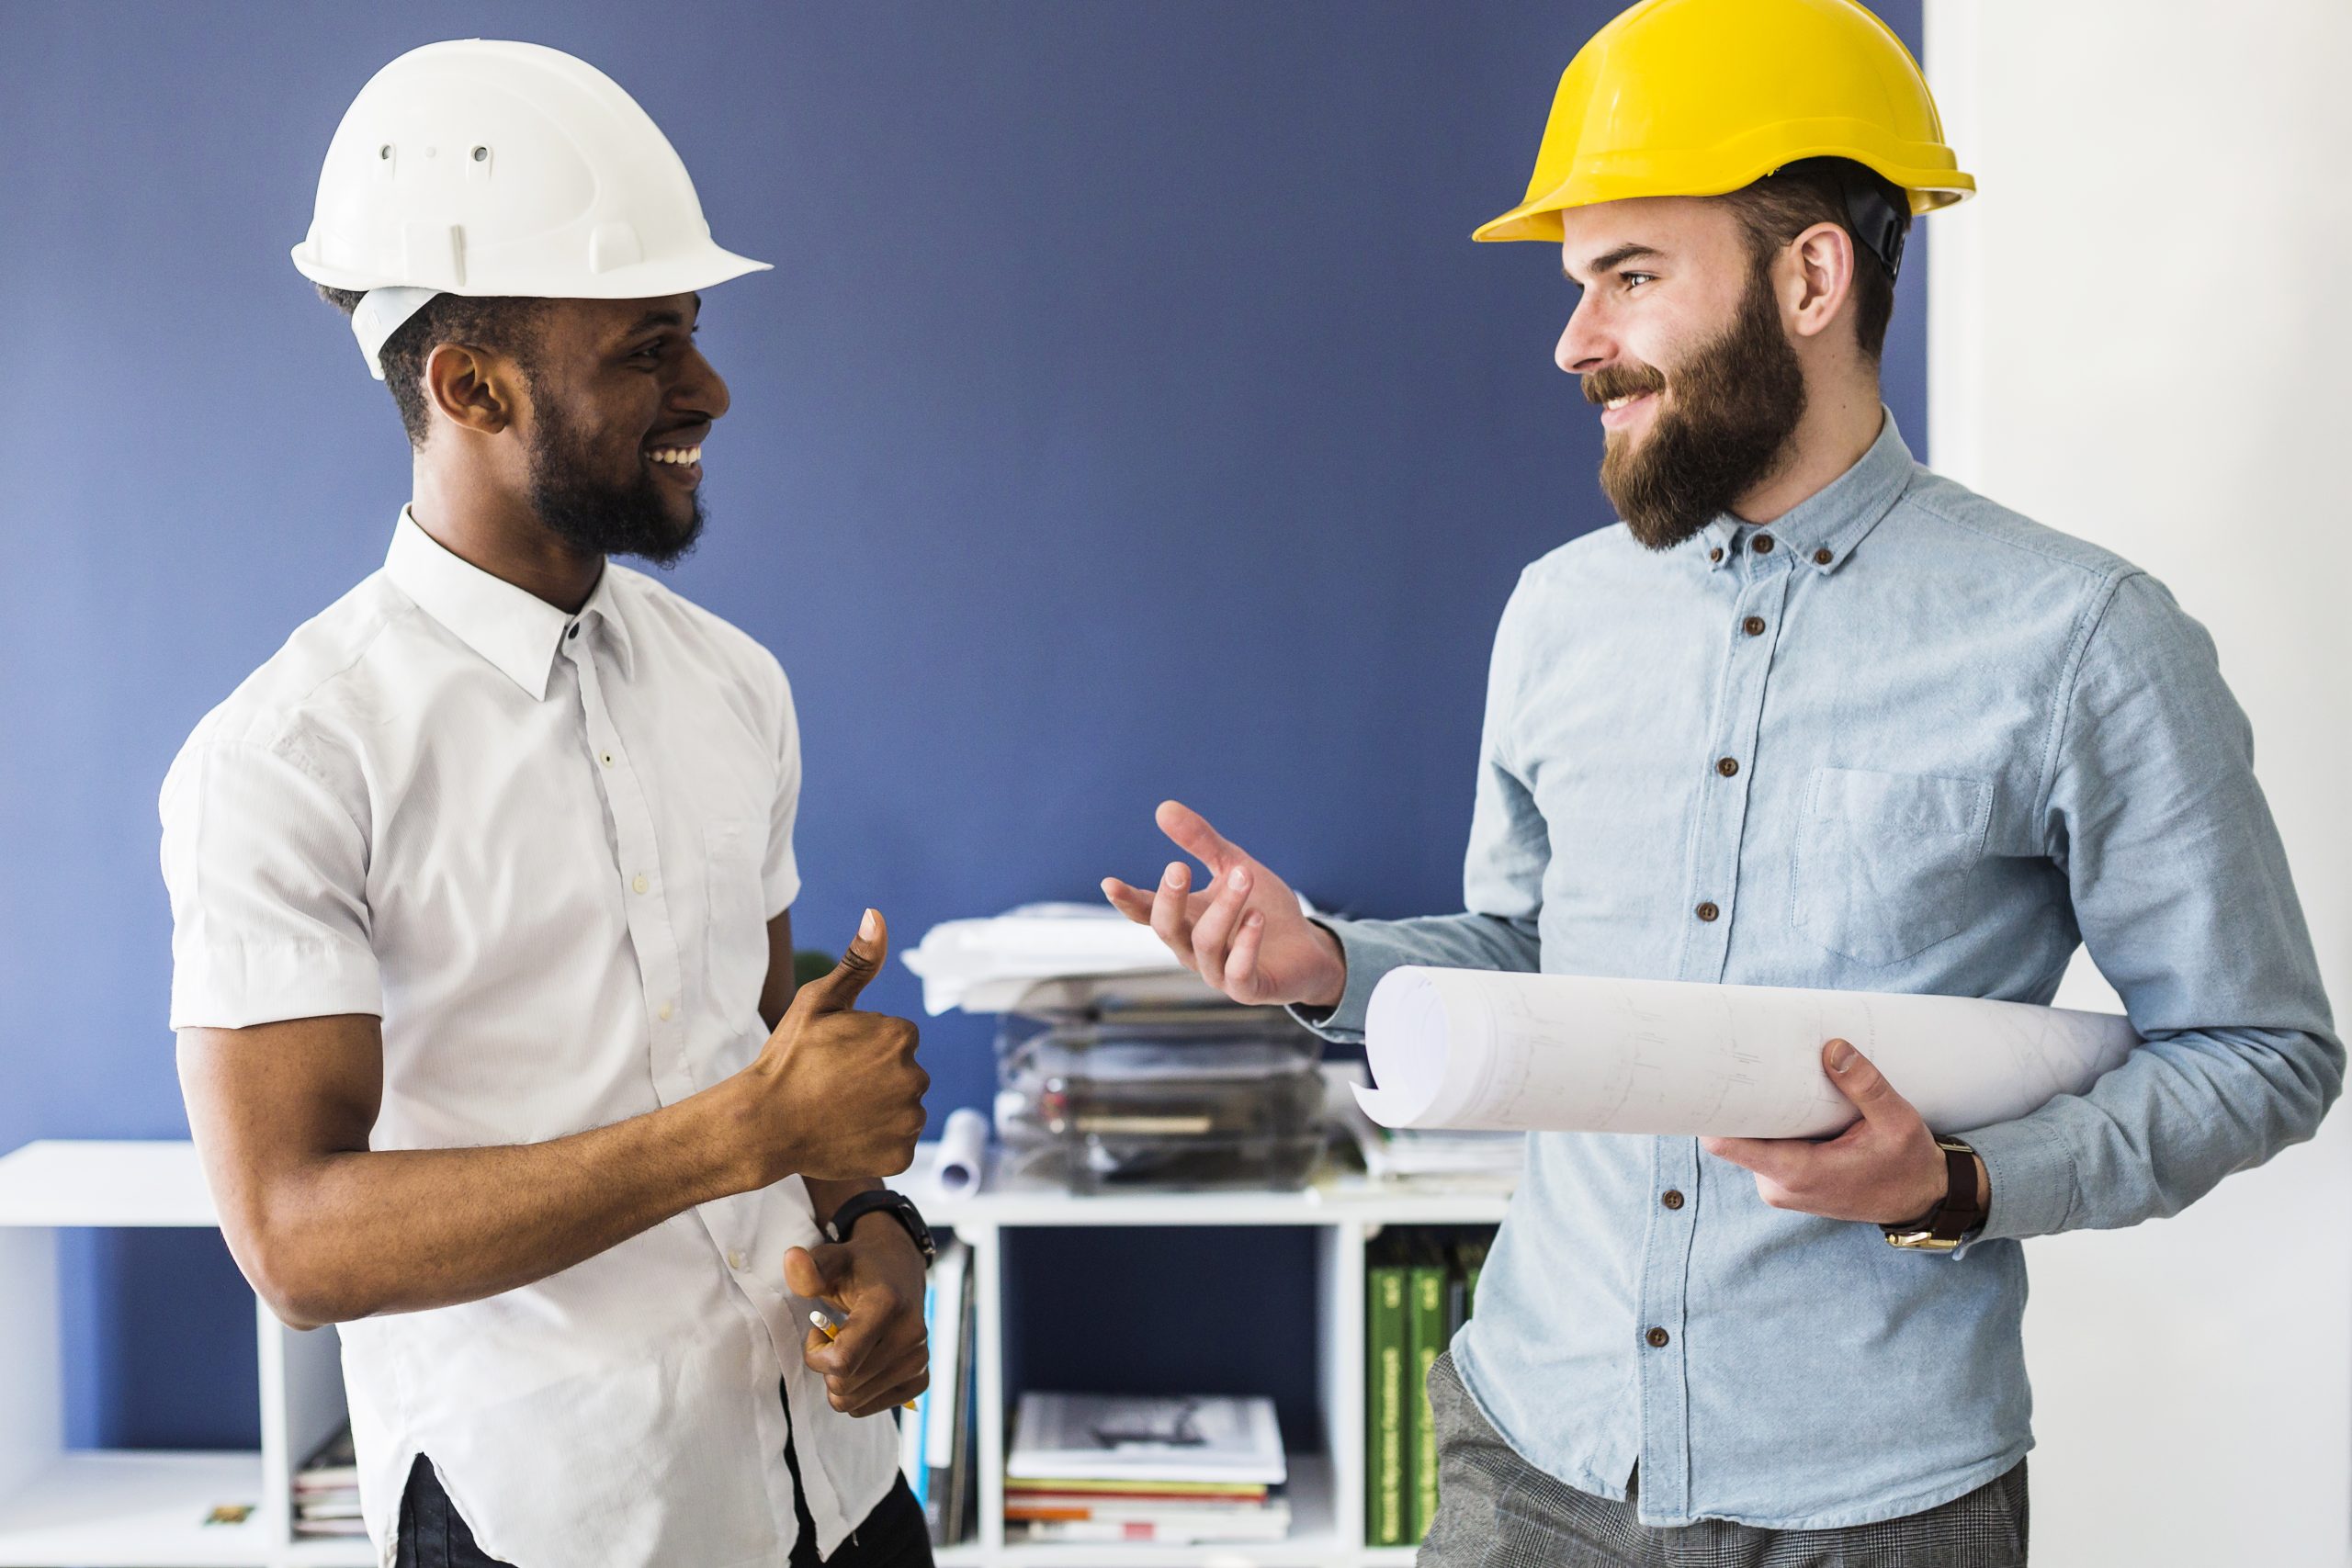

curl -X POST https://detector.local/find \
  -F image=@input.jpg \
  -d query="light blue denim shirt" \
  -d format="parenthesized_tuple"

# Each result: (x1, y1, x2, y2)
(1301, 414, 2339, 1529)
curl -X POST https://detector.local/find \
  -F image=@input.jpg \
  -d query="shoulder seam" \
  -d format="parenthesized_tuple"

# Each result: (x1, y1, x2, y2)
(2030, 567, 2144, 830)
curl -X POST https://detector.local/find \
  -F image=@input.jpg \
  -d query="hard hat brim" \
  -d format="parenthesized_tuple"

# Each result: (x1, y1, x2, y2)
(290, 238, 773, 300)
(1473, 167, 1973, 243)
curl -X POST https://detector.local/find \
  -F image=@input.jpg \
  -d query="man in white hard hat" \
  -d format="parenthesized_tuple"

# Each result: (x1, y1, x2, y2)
(1106, 0, 2338, 1562)
(163, 41, 938, 1568)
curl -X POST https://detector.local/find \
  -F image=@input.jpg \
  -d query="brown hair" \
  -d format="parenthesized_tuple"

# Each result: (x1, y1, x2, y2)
(1713, 158, 1909, 362)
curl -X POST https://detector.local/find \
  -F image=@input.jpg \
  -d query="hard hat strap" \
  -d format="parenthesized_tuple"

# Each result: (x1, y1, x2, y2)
(351, 287, 444, 382)
(1832, 165, 1908, 284)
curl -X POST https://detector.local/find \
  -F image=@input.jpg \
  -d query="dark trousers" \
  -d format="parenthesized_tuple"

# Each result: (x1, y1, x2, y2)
(394, 1394, 932, 1568)
(1418, 1351, 2030, 1568)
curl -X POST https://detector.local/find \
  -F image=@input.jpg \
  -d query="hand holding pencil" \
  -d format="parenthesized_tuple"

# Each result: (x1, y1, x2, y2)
(785, 1238, 931, 1418)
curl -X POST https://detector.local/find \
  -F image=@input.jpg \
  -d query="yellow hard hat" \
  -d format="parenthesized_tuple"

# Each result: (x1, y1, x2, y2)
(1475, 0, 1973, 245)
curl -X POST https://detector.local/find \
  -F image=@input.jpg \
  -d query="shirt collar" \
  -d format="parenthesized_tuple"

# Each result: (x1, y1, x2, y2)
(383, 508, 634, 699)
(1698, 407, 1916, 576)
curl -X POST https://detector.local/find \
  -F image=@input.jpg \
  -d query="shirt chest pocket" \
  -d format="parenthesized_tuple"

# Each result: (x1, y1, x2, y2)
(702, 819, 771, 1032)
(1792, 767, 1993, 965)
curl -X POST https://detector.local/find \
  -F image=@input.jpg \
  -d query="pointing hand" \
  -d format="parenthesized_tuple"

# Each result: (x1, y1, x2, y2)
(1102, 801, 1347, 1010)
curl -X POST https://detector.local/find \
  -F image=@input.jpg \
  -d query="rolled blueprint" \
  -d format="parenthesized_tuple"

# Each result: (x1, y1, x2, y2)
(1357, 967, 2139, 1139)
(934, 1106, 991, 1193)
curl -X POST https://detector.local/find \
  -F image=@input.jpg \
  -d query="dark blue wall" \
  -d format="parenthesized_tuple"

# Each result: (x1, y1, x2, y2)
(0, 0, 1925, 1449)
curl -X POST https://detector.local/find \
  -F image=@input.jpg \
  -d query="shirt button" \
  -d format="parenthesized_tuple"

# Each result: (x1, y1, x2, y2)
(1661, 1190, 1686, 1211)
(726, 1250, 746, 1270)
(566, 624, 579, 640)
(1646, 1326, 1671, 1348)
(1707, 547, 1723, 563)
(1695, 901, 1720, 922)
(659, 1001, 674, 1021)
(1714, 757, 1739, 778)
(1742, 615, 1767, 637)
(632, 873, 649, 894)
(601, 752, 615, 768)
(1814, 547, 1834, 566)
(1753, 534, 1775, 554)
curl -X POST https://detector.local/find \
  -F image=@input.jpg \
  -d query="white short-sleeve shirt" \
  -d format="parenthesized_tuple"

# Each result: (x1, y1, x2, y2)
(160, 509, 896, 1567)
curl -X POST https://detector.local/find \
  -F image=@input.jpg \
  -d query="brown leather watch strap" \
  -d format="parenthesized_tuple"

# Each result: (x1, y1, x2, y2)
(1928, 1142, 1983, 1242)
(1884, 1141, 1984, 1242)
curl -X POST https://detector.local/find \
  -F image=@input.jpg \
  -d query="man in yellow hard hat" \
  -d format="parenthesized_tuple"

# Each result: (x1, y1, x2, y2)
(1105, 0, 2338, 1562)
(164, 41, 938, 1568)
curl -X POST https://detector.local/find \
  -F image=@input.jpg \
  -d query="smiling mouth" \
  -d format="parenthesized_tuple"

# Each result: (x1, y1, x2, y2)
(1603, 392, 1655, 412)
(647, 444, 702, 467)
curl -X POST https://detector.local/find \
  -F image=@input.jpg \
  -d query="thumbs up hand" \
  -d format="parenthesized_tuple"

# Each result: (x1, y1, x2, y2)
(733, 909, 930, 1186)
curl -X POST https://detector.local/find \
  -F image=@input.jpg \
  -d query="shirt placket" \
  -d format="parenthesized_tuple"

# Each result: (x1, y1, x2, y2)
(567, 623, 825, 1546)
(564, 627, 693, 1102)
(1636, 534, 1792, 1523)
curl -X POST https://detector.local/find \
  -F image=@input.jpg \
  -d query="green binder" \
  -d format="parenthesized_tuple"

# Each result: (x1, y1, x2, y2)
(1407, 1244, 1450, 1540)
(1365, 1239, 1408, 1546)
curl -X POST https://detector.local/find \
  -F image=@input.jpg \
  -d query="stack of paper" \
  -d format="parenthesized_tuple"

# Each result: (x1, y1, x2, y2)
(293, 1424, 364, 1538)
(1328, 1065, 1521, 1189)
(902, 903, 1215, 1016)
(1006, 1392, 1290, 1544)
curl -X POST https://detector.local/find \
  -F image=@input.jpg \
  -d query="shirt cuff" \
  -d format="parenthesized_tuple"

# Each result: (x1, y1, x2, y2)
(168, 938, 384, 1031)
(1958, 1114, 2078, 1247)
(1283, 918, 1420, 1043)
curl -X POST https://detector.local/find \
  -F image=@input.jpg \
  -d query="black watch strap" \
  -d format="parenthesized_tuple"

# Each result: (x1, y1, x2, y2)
(823, 1189, 937, 1262)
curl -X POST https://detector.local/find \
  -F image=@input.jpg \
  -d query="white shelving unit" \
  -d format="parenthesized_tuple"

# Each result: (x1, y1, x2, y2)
(0, 1139, 1510, 1567)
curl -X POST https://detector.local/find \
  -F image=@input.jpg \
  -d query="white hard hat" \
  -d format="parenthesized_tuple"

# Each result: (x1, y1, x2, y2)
(291, 39, 770, 378)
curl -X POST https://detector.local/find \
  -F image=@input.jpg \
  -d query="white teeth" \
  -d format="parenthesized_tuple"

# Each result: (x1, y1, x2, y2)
(1605, 395, 1634, 411)
(648, 446, 702, 466)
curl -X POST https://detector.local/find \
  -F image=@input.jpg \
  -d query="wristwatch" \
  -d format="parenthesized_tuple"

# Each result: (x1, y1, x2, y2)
(1883, 1137, 1986, 1251)
(823, 1189, 938, 1263)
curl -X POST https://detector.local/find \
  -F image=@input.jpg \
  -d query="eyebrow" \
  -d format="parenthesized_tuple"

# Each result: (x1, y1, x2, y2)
(1565, 243, 1663, 284)
(619, 294, 702, 338)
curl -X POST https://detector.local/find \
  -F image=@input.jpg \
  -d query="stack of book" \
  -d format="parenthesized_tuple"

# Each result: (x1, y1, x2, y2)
(1365, 1227, 1494, 1546)
(292, 1423, 365, 1539)
(1006, 1392, 1290, 1544)
(899, 1236, 978, 1546)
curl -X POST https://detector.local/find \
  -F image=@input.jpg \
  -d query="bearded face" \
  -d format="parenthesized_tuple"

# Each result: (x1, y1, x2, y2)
(1586, 254, 1808, 552)
(526, 381, 707, 568)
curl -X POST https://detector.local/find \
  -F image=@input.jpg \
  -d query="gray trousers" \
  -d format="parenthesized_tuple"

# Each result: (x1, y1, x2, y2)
(1418, 1353, 2029, 1568)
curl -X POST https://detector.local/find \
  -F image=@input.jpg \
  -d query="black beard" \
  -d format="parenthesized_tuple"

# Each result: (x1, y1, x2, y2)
(526, 397, 705, 567)
(1597, 261, 1808, 552)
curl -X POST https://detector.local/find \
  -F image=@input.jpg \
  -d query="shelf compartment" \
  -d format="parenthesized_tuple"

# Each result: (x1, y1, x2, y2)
(0, 1450, 266, 1568)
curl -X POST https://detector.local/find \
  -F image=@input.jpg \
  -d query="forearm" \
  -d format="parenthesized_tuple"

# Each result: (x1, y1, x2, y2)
(803, 1176, 882, 1228)
(229, 1082, 754, 1327)
(1966, 1022, 2342, 1245)
(1290, 910, 1542, 1042)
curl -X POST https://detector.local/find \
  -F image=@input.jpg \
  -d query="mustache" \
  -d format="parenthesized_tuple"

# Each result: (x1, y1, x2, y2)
(1583, 362, 1669, 406)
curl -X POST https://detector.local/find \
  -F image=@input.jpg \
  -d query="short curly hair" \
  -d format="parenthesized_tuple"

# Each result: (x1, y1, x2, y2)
(315, 286, 548, 448)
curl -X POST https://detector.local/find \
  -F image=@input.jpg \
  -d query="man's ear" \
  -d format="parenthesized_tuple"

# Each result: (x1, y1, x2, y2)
(1784, 220, 1858, 346)
(421, 341, 521, 437)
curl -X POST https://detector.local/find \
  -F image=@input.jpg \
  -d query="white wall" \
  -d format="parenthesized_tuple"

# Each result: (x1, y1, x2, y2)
(1924, 4, 2351, 1563)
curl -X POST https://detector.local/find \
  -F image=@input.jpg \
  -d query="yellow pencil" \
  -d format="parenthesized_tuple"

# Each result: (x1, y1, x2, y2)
(809, 1310, 920, 1412)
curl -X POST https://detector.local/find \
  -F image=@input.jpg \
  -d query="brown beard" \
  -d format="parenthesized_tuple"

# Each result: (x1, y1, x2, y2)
(1590, 258, 1808, 552)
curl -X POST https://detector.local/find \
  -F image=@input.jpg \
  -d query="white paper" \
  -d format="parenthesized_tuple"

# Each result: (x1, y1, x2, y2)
(1008, 1392, 1286, 1484)
(1357, 968, 2138, 1139)
(935, 1107, 990, 1193)
(901, 903, 1195, 1014)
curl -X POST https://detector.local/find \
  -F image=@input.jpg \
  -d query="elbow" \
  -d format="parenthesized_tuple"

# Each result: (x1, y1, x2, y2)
(234, 1225, 366, 1331)
(243, 1247, 345, 1331)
